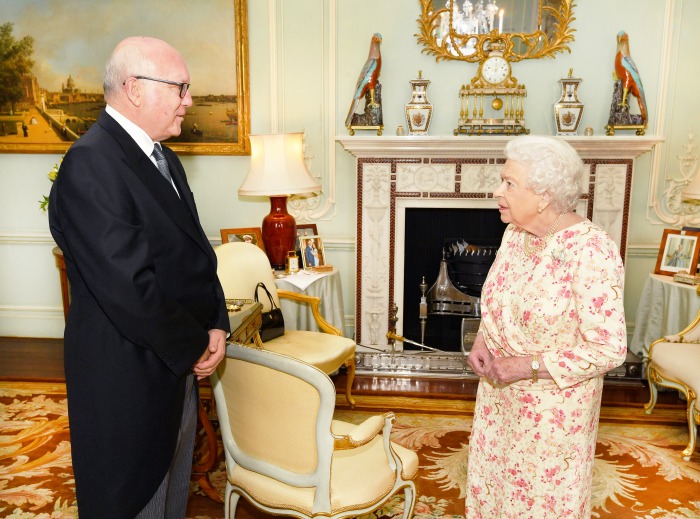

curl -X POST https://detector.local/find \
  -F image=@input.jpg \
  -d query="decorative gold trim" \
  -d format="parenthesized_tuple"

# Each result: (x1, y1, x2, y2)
(416, 0, 576, 63)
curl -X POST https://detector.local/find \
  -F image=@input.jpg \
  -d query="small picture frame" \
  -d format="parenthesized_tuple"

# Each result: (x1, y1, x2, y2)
(300, 235, 325, 269)
(220, 227, 265, 252)
(654, 228, 700, 276)
(295, 224, 318, 256)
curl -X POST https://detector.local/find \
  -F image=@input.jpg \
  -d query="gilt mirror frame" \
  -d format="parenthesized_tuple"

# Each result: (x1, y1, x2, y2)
(416, 0, 576, 63)
(0, 0, 250, 155)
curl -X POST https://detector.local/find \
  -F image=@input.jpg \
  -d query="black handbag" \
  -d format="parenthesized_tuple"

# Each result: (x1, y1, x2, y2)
(254, 282, 285, 342)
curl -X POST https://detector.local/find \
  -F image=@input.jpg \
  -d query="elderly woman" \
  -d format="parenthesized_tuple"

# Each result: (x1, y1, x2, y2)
(466, 136, 627, 518)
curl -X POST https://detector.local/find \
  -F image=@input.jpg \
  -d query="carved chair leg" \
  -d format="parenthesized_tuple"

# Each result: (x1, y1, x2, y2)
(344, 356, 356, 408)
(644, 365, 659, 415)
(682, 394, 698, 461)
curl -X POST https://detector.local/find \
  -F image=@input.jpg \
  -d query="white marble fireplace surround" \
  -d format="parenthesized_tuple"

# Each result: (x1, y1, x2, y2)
(338, 136, 662, 350)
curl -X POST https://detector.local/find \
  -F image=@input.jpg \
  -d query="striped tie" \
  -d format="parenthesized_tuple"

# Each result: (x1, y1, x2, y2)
(152, 143, 174, 184)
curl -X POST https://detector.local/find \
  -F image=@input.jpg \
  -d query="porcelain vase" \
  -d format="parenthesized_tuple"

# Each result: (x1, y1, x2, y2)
(405, 71, 433, 135)
(554, 72, 584, 135)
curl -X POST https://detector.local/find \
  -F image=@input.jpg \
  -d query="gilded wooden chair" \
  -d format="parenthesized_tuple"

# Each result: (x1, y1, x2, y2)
(645, 309, 700, 460)
(211, 343, 418, 518)
(215, 241, 356, 407)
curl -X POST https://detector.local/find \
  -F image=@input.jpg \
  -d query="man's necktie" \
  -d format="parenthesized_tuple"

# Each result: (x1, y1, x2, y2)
(151, 143, 180, 197)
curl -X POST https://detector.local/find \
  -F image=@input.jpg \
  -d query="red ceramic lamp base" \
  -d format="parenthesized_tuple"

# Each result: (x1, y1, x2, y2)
(262, 196, 296, 270)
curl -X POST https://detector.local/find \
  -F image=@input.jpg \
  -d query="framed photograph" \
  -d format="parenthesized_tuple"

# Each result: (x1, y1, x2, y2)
(0, 0, 250, 155)
(220, 227, 265, 252)
(295, 224, 318, 254)
(654, 229, 700, 276)
(300, 235, 325, 269)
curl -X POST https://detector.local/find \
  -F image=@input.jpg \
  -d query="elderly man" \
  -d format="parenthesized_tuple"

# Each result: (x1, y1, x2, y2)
(49, 37, 229, 518)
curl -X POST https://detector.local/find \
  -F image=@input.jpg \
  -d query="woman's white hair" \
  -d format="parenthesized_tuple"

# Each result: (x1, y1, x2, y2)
(504, 135, 583, 213)
(103, 39, 157, 102)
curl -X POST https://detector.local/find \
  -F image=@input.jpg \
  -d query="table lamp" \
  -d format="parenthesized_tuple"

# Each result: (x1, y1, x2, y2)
(238, 133, 321, 269)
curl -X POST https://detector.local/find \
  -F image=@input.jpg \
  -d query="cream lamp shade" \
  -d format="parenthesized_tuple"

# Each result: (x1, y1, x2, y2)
(238, 133, 321, 196)
(238, 133, 321, 270)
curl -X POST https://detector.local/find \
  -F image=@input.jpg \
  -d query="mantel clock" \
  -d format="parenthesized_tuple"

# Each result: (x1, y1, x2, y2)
(455, 41, 529, 136)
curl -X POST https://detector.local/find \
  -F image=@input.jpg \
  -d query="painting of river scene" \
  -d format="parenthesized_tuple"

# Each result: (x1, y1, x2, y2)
(0, 0, 250, 155)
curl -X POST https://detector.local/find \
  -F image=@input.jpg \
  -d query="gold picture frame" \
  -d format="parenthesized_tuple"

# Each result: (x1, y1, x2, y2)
(0, 0, 250, 155)
(220, 227, 265, 252)
(654, 229, 700, 276)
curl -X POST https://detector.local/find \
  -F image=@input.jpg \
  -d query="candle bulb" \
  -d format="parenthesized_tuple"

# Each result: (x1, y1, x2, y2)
(499, 9, 504, 33)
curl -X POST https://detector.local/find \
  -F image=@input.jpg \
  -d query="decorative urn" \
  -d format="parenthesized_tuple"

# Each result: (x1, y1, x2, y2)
(554, 69, 584, 135)
(405, 70, 433, 135)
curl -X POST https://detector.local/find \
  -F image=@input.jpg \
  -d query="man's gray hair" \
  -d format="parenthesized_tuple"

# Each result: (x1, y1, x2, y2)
(103, 40, 156, 102)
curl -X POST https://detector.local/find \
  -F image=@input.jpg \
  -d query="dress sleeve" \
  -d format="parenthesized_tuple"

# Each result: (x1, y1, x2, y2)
(544, 231, 627, 388)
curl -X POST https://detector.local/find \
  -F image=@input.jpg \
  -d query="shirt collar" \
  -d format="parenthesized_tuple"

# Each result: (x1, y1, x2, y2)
(105, 104, 160, 157)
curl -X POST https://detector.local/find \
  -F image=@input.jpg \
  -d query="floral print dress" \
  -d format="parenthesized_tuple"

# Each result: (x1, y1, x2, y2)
(465, 221, 627, 519)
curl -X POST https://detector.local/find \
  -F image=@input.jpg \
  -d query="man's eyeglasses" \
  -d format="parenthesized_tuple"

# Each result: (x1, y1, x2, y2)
(125, 76, 190, 98)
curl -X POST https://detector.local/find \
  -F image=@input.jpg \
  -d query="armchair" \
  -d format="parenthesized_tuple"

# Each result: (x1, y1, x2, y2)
(215, 242, 356, 406)
(645, 309, 700, 460)
(211, 343, 418, 518)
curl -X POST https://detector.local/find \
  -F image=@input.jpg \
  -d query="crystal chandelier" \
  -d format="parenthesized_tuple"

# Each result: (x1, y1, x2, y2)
(436, 0, 501, 55)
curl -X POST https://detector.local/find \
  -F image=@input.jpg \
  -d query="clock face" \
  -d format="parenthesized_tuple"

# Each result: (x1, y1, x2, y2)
(481, 56, 510, 85)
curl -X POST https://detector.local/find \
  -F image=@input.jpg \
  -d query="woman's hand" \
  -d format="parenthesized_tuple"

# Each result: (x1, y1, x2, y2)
(467, 333, 493, 377)
(486, 356, 531, 386)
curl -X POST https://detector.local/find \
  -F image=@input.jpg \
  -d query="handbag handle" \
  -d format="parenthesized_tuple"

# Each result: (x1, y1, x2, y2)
(254, 282, 279, 309)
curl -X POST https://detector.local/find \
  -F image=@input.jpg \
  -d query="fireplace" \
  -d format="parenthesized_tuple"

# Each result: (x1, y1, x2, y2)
(402, 207, 506, 351)
(338, 135, 661, 352)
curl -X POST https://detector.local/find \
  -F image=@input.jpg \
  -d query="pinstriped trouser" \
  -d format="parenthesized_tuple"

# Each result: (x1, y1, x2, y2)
(135, 373, 197, 519)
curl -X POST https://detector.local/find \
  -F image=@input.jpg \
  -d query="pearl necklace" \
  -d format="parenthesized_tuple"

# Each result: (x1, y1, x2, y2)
(522, 213, 566, 257)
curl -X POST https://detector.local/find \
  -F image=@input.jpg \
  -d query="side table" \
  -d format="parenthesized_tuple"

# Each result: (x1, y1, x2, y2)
(630, 273, 700, 361)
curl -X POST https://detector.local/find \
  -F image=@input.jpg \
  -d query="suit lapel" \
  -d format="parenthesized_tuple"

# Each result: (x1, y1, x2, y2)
(98, 112, 212, 258)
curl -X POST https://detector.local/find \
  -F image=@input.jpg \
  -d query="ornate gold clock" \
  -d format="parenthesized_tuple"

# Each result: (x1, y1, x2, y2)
(455, 41, 529, 136)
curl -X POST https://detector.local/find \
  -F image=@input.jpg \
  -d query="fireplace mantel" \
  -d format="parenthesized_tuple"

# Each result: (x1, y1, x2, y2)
(338, 135, 662, 349)
(338, 135, 662, 159)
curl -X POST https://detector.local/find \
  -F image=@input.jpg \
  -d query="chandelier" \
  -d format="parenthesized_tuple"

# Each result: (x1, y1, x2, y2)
(436, 0, 502, 55)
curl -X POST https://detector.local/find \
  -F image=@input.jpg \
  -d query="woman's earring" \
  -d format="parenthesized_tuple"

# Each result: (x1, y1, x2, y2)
(537, 207, 543, 214)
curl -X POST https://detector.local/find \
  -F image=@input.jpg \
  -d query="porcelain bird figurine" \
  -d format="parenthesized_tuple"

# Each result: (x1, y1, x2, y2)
(614, 31, 647, 123)
(345, 33, 383, 128)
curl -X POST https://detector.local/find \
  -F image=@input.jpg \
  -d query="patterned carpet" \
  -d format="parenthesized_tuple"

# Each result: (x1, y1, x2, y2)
(1, 381, 699, 518)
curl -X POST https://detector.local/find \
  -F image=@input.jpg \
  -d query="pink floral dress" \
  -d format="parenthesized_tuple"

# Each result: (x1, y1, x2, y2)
(465, 221, 627, 518)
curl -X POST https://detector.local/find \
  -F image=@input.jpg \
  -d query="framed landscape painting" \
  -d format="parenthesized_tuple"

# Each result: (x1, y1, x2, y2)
(0, 0, 250, 155)
(654, 228, 700, 276)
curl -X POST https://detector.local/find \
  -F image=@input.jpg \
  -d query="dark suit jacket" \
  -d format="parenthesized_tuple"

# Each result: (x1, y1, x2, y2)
(48, 111, 230, 518)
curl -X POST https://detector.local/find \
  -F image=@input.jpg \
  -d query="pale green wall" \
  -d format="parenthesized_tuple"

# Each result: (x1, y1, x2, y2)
(0, 0, 696, 340)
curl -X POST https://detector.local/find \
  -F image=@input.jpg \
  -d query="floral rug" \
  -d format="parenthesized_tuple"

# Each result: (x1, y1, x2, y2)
(1, 381, 699, 518)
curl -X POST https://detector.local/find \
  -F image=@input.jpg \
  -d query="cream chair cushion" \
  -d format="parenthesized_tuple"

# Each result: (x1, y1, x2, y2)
(230, 420, 419, 515)
(264, 331, 355, 374)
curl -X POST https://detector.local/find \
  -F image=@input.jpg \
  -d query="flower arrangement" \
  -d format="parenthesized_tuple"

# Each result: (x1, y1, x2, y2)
(39, 157, 62, 211)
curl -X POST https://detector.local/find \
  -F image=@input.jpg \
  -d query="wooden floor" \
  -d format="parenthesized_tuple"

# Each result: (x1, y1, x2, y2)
(0, 336, 684, 408)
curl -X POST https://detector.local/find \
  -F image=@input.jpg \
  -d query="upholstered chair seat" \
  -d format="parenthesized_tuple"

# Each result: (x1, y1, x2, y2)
(646, 311, 700, 460)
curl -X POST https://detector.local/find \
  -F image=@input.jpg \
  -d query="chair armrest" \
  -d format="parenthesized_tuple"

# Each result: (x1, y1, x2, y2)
(332, 413, 395, 450)
(277, 289, 342, 336)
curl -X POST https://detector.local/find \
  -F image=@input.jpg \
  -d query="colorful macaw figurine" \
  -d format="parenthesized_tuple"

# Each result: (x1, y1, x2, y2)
(614, 31, 647, 123)
(345, 33, 382, 127)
